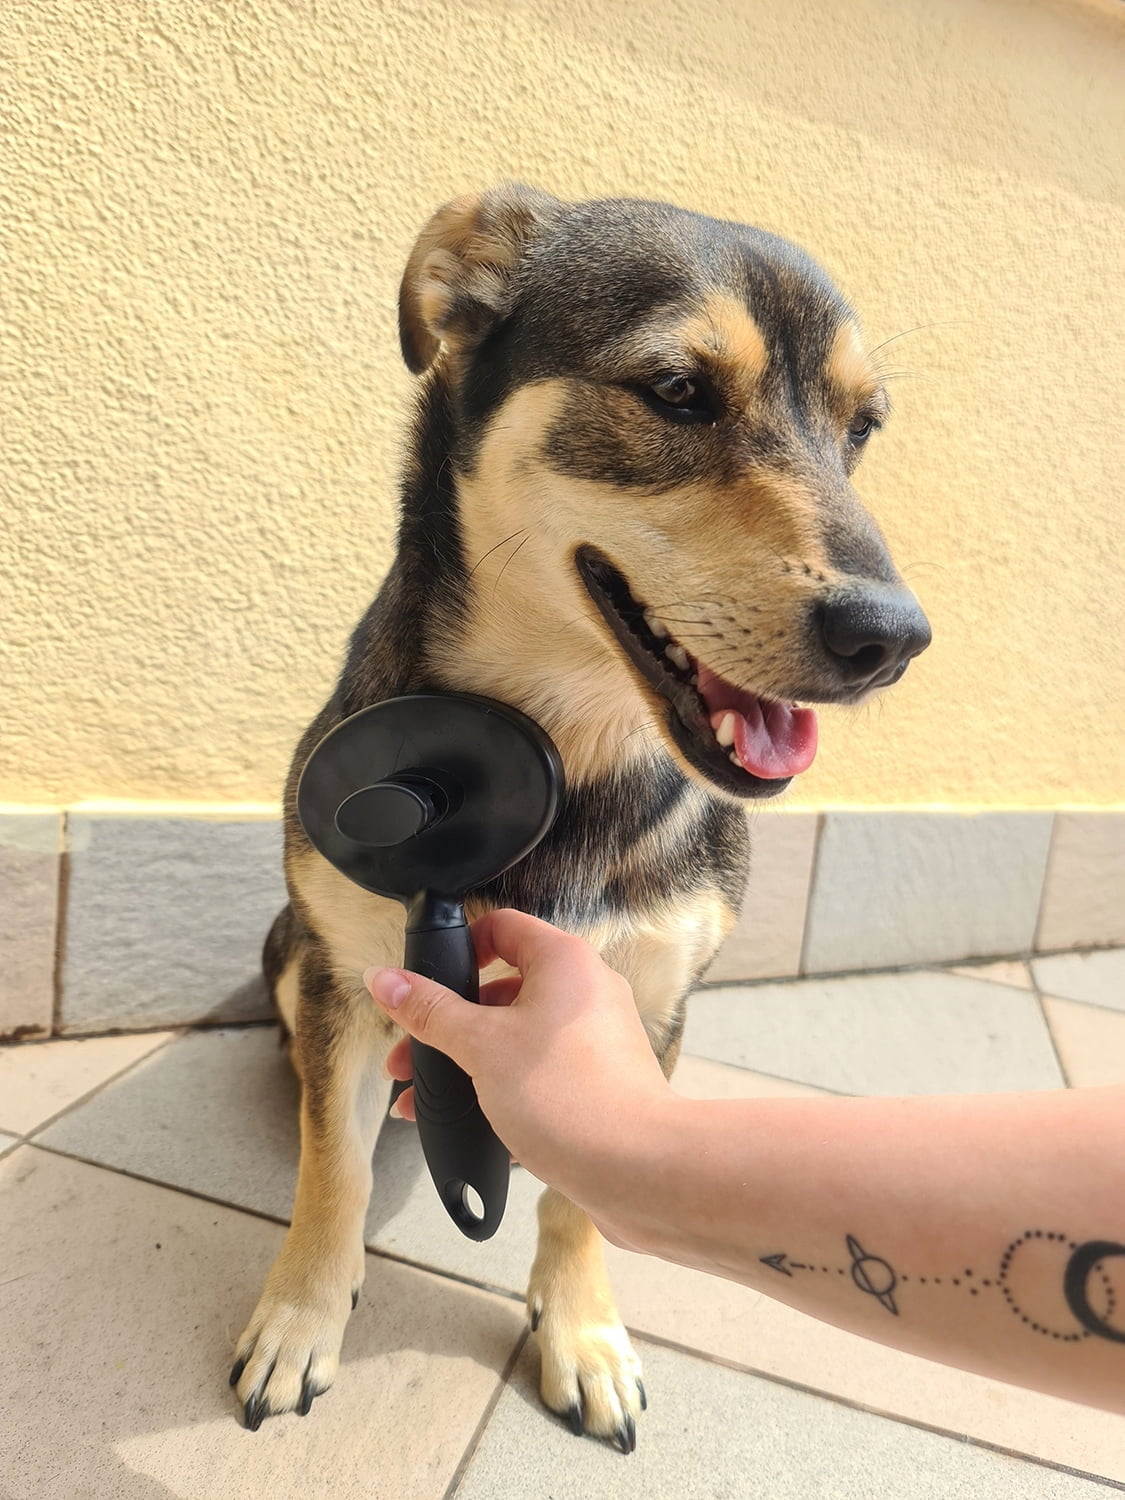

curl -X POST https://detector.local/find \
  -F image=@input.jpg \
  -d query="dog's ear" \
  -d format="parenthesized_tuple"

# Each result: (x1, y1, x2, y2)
(398, 183, 563, 374)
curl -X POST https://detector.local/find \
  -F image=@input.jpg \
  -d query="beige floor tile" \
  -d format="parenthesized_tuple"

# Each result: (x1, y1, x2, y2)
(0, 1030, 176, 1134)
(460, 1340, 1117, 1498)
(1032, 949, 1125, 1012)
(684, 970, 1063, 1096)
(673, 1053, 828, 1099)
(1043, 996, 1125, 1087)
(949, 959, 1033, 989)
(603, 1243, 1125, 1480)
(0, 1147, 524, 1500)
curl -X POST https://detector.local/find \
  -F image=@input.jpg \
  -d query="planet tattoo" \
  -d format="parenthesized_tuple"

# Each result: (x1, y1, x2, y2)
(846, 1234, 899, 1315)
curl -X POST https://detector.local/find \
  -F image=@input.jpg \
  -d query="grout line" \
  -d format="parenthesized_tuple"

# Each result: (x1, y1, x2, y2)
(796, 811, 825, 976)
(1036, 992, 1125, 1022)
(362, 1242, 527, 1306)
(35, 1016, 277, 1045)
(626, 1328, 1125, 1492)
(50, 812, 71, 1035)
(18, 1029, 186, 1143)
(1032, 981, 1072, 1088)
(1031, 812, 1059, 954)
(24, 1140, 298, 1226)
(696, 947, 1044, 991)
(676, 1057, 852, 1098)
(442, 1329, 530, 1500)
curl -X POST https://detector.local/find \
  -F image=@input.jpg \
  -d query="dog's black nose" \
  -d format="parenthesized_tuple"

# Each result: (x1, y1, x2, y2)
(819, 585, 932, 688)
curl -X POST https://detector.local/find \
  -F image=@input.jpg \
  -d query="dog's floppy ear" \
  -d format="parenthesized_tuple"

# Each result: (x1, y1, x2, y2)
(398, 183, 563, 374)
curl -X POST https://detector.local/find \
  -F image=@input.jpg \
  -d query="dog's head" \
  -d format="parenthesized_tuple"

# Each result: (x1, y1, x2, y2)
(399, 185, 931, 799)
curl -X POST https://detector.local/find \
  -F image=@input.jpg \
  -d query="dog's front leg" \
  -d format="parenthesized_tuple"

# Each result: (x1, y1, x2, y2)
(528, 1189, 646, 1451)
(231, 946, 395, 1427)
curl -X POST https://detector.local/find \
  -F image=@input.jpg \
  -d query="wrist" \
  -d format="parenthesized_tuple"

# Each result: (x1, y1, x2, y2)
(574, 1089, 694, 1254)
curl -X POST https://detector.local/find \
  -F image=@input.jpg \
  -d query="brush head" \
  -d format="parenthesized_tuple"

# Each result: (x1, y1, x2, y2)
(296, 693, 563, 902)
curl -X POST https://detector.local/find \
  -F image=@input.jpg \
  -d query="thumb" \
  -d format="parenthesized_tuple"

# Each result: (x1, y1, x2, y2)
(363, 966, 483, 1068)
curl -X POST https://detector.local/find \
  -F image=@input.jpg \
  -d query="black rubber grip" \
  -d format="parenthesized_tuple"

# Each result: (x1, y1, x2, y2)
(403, 920, 510, 1241)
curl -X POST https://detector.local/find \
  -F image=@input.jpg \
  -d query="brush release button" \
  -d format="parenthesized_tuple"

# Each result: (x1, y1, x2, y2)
(334, 776, 447, 847)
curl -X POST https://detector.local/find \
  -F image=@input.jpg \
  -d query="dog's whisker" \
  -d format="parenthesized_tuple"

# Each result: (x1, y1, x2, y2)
(468, 528, 530, 582)
(867, 319, 967, 359)
(491, 533, 532, 597)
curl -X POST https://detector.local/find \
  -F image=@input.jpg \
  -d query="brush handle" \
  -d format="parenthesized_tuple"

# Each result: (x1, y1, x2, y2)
(403, 912, 510, 1241)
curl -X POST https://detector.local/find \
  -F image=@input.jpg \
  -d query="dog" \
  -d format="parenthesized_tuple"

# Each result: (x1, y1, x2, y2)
(229, 185, 931, 1450)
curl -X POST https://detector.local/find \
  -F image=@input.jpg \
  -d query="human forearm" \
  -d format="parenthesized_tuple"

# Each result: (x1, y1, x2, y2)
(581, 1086, 1125, 1413)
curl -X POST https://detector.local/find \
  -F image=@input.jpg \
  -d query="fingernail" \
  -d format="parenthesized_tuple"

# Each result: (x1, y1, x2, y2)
(365, 967, 410, 1008)
(388, 1098, 403, 1120)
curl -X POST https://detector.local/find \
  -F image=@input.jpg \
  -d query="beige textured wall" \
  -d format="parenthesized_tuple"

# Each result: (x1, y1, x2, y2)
(3, 0, 1123, 808)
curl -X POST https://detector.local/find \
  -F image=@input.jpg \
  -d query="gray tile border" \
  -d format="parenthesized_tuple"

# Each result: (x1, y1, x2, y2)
(705, 811, 818, 981)
(60, 815, 287, 1031)
(1032, 949, 1125, 1012)
(683, 970, 1065, 1097)
(0, 806, 1116, 1034)
(1037, 812, 1125, 951)
(0, 813, 61, 1039)
(0, 1132, 20, 1157)
(456, 1338, 1115, 1499)
(803, 812, 1054, 973)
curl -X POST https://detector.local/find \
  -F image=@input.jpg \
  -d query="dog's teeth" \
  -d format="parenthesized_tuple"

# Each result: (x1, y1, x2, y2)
(715, 711, 737, 748)
(643, 609, 669, 639)
(666, 643, 689, 671)
(729, 748, 741, 766)
(690, 672, 699, 687)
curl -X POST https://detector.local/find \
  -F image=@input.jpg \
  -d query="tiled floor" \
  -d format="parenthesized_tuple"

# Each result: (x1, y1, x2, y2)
(2, 951, 1124, 1499)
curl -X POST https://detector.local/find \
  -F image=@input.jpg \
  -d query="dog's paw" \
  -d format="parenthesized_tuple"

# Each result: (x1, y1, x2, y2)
(528, 1289, 646, 1453)
(230, 1240, 365, 1429)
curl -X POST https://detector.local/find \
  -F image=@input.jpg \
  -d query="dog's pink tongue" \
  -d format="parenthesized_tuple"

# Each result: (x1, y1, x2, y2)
(697, 665, 818, 779)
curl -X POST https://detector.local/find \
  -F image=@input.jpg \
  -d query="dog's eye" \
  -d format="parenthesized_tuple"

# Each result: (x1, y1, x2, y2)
(848, 414, 878, 444)
(642, 374, 717, 425)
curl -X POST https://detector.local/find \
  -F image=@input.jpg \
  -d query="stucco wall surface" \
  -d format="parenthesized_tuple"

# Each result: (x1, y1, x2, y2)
(2, 0, 1123, 807)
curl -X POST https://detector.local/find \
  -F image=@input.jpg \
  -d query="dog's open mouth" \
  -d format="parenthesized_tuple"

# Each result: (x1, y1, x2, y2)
(576, 546, 818, 797)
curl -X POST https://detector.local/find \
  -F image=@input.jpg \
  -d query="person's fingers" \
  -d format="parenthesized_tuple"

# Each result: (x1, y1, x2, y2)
(385, 1036, 413, 1081)
(364, 965, 490, 1068)
(477, 974, 522, 1009)
(471, 907, 598, 981)
(390, 1084, 416, 1123)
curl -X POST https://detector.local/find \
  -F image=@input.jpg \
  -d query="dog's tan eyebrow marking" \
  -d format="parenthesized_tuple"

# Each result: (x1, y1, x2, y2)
(827, 322, 888, 416)
(678, 295, 770, 387)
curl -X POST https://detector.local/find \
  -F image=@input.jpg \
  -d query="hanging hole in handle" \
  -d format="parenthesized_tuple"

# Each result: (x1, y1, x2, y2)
(461, 1183, 485, 1223)
(445, 1179, 486, 1229)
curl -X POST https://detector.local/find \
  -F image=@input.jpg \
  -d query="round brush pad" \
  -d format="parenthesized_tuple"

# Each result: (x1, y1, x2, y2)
(296, 693, 563, 903)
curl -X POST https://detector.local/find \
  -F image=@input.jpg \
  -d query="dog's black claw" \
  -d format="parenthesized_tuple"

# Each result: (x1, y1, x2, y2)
(298, 1383, 315, 1417)
(351, 1288, 360, 1310)
(530, 1306, 540, 1332)
(636, 1378, 647, 1412)
(616, 1413, 637, 1454)
(566, 1400, 583, 1437)
(229, 1356, 246, 1388)
(243, 1393, 262, 1431)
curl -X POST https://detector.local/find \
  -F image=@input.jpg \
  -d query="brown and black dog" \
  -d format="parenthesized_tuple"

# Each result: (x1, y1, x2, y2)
(230, 185, 931, 1450)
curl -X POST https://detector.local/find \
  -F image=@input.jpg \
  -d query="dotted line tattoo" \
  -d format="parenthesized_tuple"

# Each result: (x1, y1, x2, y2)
(759, 1231, 1125, 1343)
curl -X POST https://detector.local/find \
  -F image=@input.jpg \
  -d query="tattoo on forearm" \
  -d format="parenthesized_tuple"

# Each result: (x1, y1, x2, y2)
(760, 1231, 1125, 1345)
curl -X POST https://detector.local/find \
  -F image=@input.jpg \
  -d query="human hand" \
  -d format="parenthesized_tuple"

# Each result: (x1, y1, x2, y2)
(363, 909, 673, 1219)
